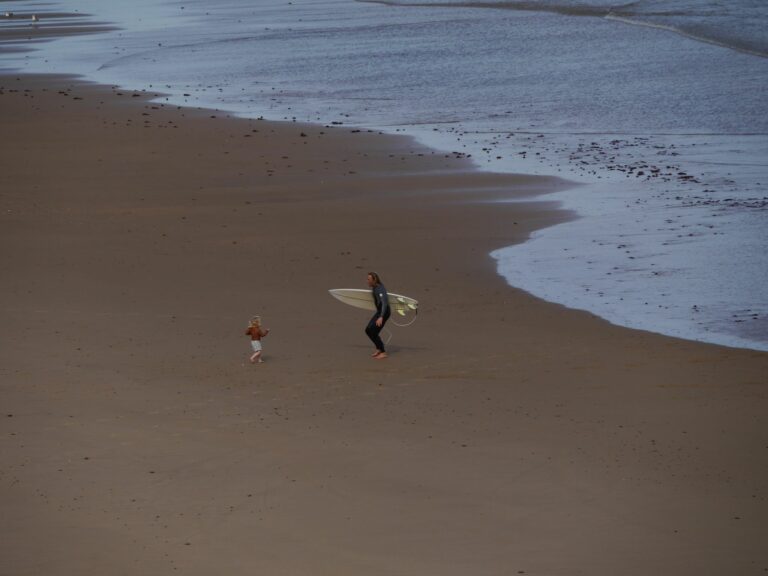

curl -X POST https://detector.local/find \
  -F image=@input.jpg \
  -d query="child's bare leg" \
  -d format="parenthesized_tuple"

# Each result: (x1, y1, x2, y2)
(249, 352, 259, 364)
(255, 351, 264, 364)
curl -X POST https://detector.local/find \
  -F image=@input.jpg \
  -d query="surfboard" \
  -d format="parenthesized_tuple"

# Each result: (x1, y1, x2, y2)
(329, 288, 418, 317)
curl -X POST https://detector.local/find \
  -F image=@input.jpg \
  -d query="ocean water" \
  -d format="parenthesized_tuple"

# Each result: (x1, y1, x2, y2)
(2, 0, 767, 350)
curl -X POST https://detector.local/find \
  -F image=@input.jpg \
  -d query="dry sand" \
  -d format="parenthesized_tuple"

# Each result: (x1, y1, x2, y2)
(1, 74, 767, 575)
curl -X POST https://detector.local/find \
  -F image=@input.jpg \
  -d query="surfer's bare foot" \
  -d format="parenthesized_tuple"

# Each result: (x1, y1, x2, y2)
(372, 350, 381, 357)
(373, 352, 387, 359)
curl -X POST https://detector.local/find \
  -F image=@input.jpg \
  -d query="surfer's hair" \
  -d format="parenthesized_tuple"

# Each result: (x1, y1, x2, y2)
(368, 272, 381, 286)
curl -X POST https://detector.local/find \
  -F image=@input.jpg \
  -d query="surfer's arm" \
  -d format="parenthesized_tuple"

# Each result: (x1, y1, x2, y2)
(378, 286, 390, 317)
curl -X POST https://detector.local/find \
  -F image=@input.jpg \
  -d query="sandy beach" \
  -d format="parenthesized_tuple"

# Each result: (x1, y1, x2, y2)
(1, 74, 767, 575)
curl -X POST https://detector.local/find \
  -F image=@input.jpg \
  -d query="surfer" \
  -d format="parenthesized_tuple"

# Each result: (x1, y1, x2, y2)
(365, 272, 390, 359)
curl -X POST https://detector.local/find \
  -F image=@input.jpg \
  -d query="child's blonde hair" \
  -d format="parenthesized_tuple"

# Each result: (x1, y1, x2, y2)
(249, 315, 261, 328)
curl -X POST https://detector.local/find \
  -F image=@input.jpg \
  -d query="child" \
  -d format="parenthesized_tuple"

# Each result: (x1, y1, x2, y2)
(245, 315, 270, 364)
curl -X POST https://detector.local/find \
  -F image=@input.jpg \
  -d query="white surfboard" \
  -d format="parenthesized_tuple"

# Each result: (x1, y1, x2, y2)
(329, 288, 418, 319)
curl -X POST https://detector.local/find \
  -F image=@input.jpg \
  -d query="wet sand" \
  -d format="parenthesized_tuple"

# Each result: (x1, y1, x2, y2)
(1, 74, 767, 575)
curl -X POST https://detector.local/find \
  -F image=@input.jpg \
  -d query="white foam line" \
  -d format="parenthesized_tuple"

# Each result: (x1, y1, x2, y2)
(604, 14, 768, 59)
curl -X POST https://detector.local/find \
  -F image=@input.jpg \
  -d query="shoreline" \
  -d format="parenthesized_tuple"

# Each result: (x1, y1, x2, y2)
(491, 174, 768, 353)
(2, 72, 767, 575)
(4, 2, 768, 354)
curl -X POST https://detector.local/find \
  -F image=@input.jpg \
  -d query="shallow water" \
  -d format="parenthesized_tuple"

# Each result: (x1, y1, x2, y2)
(3, 0, 767, 350)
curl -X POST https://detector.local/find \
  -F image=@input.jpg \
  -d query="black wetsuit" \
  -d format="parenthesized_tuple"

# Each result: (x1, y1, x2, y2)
(365, 283, 391, 353)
